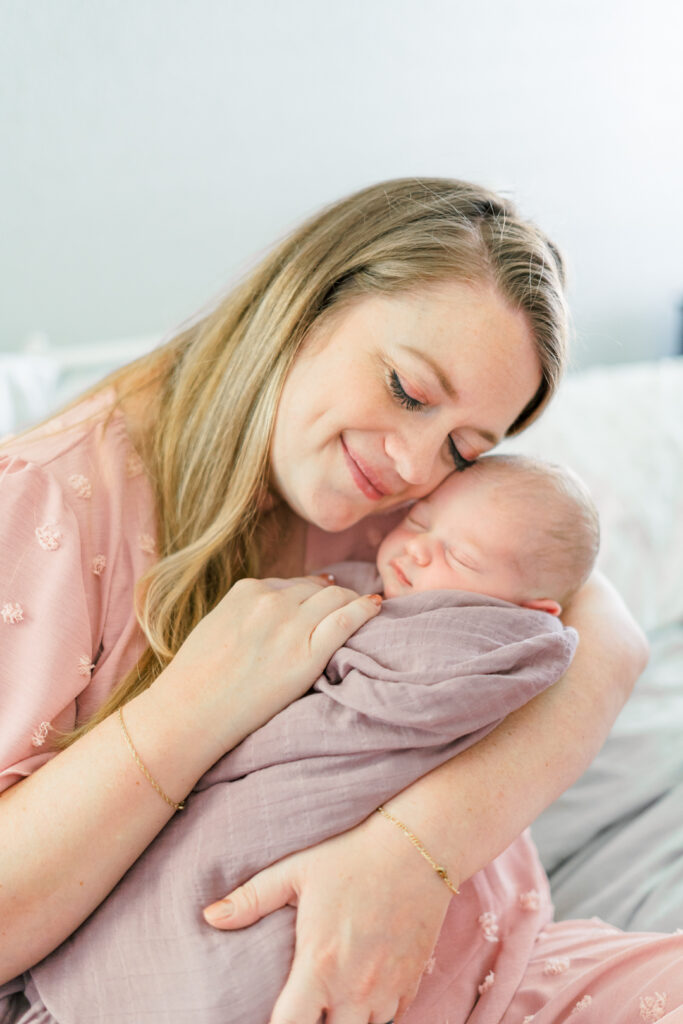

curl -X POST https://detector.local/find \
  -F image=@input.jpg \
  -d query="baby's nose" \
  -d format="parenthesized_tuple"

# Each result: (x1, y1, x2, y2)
(406, 536, 431, 566)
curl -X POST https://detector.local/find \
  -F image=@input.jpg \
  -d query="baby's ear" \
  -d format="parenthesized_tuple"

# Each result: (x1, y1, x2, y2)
(520, 597, 562, 617)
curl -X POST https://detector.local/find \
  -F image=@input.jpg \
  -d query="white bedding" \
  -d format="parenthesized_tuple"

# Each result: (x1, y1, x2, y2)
(501, 357, 683, 930)
(530, 622, 683, 931)
(2, 344, 683, 931)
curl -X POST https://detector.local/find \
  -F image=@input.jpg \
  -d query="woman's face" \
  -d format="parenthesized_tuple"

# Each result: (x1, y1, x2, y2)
(270, 279, 542, 532)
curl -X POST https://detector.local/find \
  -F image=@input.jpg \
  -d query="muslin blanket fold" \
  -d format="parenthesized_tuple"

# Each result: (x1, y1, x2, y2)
(11, 581, 576, 1024)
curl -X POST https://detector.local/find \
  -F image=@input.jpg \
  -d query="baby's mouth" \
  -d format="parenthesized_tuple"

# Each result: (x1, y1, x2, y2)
(390, 560, 412, 588)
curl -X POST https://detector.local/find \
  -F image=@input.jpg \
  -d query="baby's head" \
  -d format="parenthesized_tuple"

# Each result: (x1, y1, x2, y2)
(376, 454, 599, 615)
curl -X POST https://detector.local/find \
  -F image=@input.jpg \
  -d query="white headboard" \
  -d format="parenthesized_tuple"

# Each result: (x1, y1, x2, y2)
(0, 335, 159, 436)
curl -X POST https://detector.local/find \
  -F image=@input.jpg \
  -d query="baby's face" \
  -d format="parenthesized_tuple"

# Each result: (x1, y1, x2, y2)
(376, 470, 525, 602)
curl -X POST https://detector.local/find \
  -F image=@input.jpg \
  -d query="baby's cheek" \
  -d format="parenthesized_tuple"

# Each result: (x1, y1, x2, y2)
(429, 562, 464, 592)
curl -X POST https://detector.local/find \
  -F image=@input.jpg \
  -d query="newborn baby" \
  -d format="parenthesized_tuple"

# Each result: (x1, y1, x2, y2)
(17, 457, 592, 1024)
(374, 453, 599, 615)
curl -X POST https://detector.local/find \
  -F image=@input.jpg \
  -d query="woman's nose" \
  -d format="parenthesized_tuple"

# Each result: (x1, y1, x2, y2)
(384, 429, 443, 488)
(406, 534, 432, 567)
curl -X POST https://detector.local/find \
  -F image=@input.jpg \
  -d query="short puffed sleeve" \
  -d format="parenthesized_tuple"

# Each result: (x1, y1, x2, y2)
(0, 455, 94, 793)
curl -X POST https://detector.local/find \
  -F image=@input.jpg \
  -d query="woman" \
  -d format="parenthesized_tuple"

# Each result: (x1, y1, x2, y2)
(0, 178, 679, 1023)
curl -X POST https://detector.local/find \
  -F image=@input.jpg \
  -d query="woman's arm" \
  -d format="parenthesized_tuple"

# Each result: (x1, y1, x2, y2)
(0, 578, 381, 984)
(208, 571, 647, 1024)
(379, 570, 647, 883)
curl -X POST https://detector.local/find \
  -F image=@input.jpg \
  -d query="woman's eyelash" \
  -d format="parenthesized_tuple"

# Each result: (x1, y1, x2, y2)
(388, 370, 424, 411)
(448, 437, 476, 472)
(388, 369, 475, 472)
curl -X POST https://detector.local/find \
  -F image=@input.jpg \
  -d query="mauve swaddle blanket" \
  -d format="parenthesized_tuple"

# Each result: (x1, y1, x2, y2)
(21, 585, 576, 1023)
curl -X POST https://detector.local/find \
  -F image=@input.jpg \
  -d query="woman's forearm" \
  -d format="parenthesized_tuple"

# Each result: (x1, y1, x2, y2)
(0, 576, 381, 984)
(381, 572, 648, 887)
(0, 669, 227, 984)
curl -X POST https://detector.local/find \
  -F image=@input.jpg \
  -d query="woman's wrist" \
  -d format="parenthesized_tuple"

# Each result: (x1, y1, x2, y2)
(127, 665, 238, 797)
(376, 805, 460, 896)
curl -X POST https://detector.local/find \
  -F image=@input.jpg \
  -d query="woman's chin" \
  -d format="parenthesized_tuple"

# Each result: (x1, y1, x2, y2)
(306, 496, 368, 534)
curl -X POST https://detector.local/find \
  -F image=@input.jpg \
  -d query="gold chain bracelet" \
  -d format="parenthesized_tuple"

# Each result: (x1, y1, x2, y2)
(377, 805, 459, 896)
(118, 706, 185, 812)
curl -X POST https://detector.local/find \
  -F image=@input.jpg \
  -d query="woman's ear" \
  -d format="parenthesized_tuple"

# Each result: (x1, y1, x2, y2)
(520, 597, 562, 617)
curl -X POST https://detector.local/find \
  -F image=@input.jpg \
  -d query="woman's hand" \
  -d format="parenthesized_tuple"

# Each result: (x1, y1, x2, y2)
(159, 576, 382, 762)
(202, 812, 453, 1024)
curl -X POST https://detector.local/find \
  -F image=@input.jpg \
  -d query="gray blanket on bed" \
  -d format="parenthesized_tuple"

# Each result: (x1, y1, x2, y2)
(11, 585, 576, 1024)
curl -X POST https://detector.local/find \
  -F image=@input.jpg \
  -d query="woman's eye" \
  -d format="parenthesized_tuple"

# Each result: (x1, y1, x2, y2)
(448, 436, 476, 473)
(388, 367, 475, 473)
(388, 370, 424, 411)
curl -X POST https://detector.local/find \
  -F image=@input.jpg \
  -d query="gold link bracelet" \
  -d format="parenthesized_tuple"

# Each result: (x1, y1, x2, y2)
(377, 805, 459, 896)
(118, 706, 185, 812)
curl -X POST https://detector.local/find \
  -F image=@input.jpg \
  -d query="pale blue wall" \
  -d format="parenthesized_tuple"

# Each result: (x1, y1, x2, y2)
(1, 0, 682, 366)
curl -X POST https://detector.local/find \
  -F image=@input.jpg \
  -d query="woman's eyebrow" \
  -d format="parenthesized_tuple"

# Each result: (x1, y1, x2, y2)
(400, 346, 499, 446)
(401, 345, 456, 397)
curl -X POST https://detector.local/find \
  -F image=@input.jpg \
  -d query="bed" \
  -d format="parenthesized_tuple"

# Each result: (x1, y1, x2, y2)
(2, 340, 682, 932)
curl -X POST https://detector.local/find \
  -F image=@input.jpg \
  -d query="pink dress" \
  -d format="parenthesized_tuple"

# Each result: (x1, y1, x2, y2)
(1, 391, 682, 1024)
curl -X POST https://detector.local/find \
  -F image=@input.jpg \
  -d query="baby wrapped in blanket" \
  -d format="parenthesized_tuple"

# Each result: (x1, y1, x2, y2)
(19, 456, 598, 1024)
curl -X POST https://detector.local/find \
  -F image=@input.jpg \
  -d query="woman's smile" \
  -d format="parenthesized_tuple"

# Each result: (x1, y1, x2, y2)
(341, 436, 394, 500)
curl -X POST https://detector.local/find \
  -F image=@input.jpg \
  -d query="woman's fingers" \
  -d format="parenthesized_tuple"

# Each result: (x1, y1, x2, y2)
(267, 966, 329, 1024)
(271, 966, 400, 1024)
(202, 819, 441, 1024)
(305, 589, 383, 663)
(203, 860, 293, 930)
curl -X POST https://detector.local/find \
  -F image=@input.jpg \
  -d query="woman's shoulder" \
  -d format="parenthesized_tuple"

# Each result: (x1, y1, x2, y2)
(2, 386, 125, 466)
(0, 384, 158, 626)
(0, 388, 157, 793)
(0, 387, 153, 523)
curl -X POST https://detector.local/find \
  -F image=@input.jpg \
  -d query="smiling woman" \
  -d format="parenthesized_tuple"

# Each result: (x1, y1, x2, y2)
(3, 178, 678, 1024)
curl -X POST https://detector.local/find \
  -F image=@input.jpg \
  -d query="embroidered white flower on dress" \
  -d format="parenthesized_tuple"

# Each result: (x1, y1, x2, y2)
(522, 1016, 536, 1023)
(423, 955, 436, 976)
(78, 653, 96, 676)
(31, 721, 52, 747)
(543, 956, 570, 976)
(91, 554, 107, 576)
(68, 474, 92, 499)
(518, 889, 541, 911)
(35, 523, 61, 550)
(570, 995, 592, 1015)
(478, 911, 500, 942)
(125, 449, 145, 478)
(477, 970, 495, 995)
(640, 992, 668, 1022)
(138, 533, 156, 555)
(1, 602, 24, 624)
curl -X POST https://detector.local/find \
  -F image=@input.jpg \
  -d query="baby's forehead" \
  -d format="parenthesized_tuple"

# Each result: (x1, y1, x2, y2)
(427, 463, 560, 524)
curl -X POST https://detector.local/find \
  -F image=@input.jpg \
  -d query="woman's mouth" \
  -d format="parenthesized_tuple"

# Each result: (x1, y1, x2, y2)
(341, 438, 389, 502)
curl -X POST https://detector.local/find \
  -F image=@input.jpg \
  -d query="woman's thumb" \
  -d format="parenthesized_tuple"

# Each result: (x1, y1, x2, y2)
(202, 863, 296, 931)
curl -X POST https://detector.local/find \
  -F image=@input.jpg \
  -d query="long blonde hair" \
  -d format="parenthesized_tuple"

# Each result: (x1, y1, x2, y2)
(56, 177, 570, 747)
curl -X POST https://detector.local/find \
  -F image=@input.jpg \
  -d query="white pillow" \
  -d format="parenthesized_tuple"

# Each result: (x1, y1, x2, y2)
(500, 358, 683, 632)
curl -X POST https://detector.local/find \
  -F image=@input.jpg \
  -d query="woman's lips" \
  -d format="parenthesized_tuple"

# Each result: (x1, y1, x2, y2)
(341, 438, 389, 502)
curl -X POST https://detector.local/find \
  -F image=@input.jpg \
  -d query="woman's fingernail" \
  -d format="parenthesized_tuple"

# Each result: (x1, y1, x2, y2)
(203, 899, 234, 924)
(367, 593, 383, 607)
(320, 573, 336, 583)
